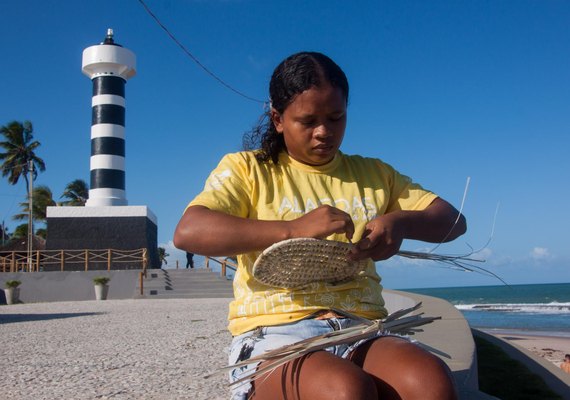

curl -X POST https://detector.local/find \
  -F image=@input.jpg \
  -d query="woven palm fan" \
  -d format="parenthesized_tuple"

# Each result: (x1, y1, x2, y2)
(252, 238, 370, 288)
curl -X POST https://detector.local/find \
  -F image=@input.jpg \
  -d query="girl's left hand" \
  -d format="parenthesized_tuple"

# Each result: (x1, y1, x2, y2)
(348, 198, 467, 261)
(349, 212, 406, 261)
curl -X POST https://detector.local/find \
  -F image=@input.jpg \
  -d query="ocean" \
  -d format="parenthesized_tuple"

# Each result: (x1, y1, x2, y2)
(403, 282, 570, 337)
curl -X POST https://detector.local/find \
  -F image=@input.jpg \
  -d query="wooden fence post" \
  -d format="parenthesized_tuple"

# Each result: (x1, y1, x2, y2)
(221, 260, 226, 278)
(61, 250, 65, 271)
(108, 249, 112, 271)
(142, 249, 148, 277)
(85, 250, 89, 271)
(10, 252, 15, 273)
(36, 250, 40, 272)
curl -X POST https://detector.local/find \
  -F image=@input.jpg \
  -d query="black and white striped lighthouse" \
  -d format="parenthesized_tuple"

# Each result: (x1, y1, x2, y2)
(82, 29, 135, 207)
(45, 29, 159, 269)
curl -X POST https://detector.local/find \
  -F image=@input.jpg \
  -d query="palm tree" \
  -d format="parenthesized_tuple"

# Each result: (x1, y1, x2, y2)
(13, 185, 56, 223)
(0, 121, 46, 194)
(158, 247, 169, 267)
(0, 121, 46, 257)
(0, 222, 9, 245)
(35, 228, 47, 239)
(60, 179, 89, 206)
(3, 223, 46, 250)
(11, 223, 28, 239)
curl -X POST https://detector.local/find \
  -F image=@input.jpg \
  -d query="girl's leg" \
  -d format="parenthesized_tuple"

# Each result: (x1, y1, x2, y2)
(349, 336, 458, 400)
(250, 350, 378, 400)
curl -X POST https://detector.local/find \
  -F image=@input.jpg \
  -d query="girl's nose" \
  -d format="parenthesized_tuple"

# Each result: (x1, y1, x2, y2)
(314, 124, 331, 138)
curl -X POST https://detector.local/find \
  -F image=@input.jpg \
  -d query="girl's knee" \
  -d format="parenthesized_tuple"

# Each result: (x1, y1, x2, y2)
(328, 369, 378, 400)
(356, 338, 457, 400)
(405, 355, 458, 400)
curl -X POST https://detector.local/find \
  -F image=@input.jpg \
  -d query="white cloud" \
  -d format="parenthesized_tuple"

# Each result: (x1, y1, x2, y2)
(530, 247, 551, 260)
(476, 247, 493, 260)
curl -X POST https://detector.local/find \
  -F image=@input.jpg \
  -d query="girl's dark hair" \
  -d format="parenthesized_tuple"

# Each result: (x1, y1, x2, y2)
(243, 52, 349, 163)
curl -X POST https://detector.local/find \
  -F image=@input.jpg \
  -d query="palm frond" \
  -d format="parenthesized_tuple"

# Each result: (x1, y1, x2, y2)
(205, 304, 439, 387)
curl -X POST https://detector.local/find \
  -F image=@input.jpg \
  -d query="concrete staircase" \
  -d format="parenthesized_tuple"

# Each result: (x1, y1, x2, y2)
(141, 268, 233, 299)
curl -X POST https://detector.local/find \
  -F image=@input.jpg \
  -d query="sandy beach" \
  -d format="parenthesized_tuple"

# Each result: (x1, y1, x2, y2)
(1, 298, 569, 399)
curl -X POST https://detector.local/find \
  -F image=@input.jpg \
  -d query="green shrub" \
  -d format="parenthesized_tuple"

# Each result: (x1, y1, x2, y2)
(5, 280, 21, 288)
(93, 276, 110, 286)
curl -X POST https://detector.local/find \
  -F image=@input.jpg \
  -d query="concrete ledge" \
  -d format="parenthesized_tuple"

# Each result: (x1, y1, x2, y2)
(384, 289, 499, 400)
(472, 329, 570, 399)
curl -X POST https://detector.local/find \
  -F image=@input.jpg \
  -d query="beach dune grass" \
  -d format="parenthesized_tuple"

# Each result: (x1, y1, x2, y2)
(475, 336, 562, 400)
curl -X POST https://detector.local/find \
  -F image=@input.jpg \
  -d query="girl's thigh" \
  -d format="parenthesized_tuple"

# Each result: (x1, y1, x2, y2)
(251, 350, 378, 400)
(349, 336, 458, 400)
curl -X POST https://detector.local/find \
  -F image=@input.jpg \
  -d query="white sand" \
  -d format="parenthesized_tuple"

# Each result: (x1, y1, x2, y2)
(0, 299, 232, 400)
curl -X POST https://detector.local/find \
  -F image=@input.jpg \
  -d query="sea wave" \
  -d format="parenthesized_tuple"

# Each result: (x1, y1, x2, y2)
(454, 302, 570, 314)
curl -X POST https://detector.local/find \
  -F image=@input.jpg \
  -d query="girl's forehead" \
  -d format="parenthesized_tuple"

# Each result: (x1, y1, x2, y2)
(285, 85, 346, 114)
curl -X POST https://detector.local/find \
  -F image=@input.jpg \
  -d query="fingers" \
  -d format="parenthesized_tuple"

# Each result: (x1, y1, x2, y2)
(330, 207, 355, 241)
(333, 214, 355, 241)
(304, 205, 355, 240)
(349, 218, 403, 261)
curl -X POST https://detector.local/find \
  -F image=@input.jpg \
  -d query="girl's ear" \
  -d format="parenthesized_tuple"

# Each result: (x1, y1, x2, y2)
(270, 108, 284, 133)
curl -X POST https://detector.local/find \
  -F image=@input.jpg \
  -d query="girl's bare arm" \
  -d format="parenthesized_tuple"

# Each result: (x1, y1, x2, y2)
(173, 205, 355, 257)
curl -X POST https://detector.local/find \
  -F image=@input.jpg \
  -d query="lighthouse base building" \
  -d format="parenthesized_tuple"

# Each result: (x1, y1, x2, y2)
(45, 206, 159, 270)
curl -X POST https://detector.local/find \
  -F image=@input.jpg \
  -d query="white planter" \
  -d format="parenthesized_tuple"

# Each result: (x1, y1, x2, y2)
(94, 284, 109, 300)
(4, 287, 20, 305)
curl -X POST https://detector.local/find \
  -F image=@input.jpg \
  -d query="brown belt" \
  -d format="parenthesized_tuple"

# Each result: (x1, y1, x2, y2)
(313, 309, 346, 320)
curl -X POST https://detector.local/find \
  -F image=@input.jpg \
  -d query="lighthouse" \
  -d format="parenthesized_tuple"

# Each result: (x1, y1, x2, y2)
(82, 29, 135, 206)
(45, 29, 159, 270)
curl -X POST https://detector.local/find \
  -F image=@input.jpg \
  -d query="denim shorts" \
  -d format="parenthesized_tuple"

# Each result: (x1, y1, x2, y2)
(228, 315, 400, 400)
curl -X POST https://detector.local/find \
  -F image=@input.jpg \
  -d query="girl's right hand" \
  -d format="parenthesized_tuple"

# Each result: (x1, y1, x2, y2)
(288, 205, 355, 241)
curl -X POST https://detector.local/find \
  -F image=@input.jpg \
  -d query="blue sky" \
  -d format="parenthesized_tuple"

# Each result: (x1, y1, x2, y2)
(1, 1, 568, 289)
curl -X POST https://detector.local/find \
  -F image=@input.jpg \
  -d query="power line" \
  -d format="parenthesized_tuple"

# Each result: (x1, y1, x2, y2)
(137, 0, 265, 104)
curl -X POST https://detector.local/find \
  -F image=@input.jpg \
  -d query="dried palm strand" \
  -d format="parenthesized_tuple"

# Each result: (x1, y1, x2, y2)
(205, 303, 440, 387)
(396, 249, 508, 285)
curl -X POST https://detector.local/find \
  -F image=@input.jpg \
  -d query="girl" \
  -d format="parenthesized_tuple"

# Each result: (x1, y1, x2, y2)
(174, 51, 466, 400)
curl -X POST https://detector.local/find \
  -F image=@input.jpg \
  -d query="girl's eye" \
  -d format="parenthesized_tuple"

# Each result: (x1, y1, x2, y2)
(300, 119, 315, 126)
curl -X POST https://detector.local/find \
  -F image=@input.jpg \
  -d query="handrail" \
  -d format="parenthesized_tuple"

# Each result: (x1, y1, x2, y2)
(204, 256, 237, 279)
(0, 248, 149, 273)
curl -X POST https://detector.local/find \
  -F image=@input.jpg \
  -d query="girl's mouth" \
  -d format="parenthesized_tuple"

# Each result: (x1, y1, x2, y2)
(313, 143, 334, 153)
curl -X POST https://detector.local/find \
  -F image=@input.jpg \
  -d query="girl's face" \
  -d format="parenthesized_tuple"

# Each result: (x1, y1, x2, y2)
(271, 83, 347, 166)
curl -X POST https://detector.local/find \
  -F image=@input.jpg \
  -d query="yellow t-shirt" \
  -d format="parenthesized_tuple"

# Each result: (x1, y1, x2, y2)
(189, 151, 438, 335)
